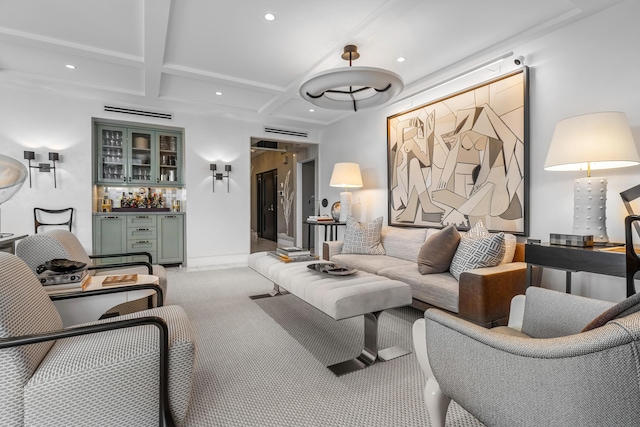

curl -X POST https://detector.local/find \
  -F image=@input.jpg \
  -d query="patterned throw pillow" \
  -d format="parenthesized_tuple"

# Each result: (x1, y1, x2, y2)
(341, 216, 386, 255)
(449, 231, 506, 280)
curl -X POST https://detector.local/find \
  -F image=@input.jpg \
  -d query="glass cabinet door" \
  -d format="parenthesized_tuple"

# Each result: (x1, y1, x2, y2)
(157, 132, 182, 186)
(128, 129, 155, 185)
(98, 126, 127, 184)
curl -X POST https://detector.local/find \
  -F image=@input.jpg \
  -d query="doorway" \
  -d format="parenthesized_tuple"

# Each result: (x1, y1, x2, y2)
(257, 169, 278, 242)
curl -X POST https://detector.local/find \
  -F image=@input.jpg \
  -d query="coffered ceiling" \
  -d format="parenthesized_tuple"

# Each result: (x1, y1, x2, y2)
(0, 0, 624, 130)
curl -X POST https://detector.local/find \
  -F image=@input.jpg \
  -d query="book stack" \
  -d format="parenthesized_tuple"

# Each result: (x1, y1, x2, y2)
(268, 247, 318, 263)
(307, 215, 334, 223)
(38, 269, 91, 292)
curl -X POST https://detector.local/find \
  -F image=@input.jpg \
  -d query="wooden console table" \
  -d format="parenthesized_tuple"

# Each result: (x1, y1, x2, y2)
(525, 243, 633, 296)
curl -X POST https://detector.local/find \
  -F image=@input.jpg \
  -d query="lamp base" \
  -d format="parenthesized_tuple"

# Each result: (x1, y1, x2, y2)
(573, 177, 608, 244)
(339, 192, 352, 222)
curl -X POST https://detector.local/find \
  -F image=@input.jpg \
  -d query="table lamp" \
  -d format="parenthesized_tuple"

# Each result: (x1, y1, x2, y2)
(330, 162, 363, 222)
(544, 112, 640, 244)
(0, 155, 29, 237)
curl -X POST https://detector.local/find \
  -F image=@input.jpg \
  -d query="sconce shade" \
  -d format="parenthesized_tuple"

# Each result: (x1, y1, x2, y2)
(210, 164, 217, 171)
(23, 151, 35, 160)
(225, 165, 232, 172)
(49, 152, 59, 161)
(544, 112, 640, 172)
(329, 163, 363, 188)
(0, 155, 28, 204)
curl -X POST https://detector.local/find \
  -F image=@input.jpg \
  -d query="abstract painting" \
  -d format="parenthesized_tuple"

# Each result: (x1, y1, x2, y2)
(387, 68, 529, 234)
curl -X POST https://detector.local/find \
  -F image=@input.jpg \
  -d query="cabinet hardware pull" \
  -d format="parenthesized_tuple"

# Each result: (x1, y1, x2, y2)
(123, 176, 127, 182)
(136, 228, 149, 231)
(136, 216, 148, 219)
(136, 240, 149, 244)
(166, 215, 176, 218)
(103, 216, 117, 219)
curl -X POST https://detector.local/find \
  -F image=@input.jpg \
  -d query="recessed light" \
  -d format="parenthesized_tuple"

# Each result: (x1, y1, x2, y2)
(215, 91, 223, 96)
(397, 57, 406, 63)
(65, 64, 76, 69)
(264, 13, 275, 21)
(309, 109, 315, 112)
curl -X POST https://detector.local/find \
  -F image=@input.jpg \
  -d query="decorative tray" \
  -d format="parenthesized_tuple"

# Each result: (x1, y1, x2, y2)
(307, 262, 358, 276)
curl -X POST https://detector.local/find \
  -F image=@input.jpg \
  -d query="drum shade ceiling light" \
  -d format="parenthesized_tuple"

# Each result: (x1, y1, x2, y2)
(300, 45, 404, 112)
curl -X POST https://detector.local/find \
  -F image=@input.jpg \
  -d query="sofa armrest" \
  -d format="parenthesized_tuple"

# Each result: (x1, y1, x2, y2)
(458, 262, 527, 327)
(322, 241, 343, 261)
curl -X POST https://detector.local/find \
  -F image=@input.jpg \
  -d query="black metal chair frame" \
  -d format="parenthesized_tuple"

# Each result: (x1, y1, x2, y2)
(34, 207, 74, 233)
(625, 215, 640, 296)
(0, 316, 176, 427)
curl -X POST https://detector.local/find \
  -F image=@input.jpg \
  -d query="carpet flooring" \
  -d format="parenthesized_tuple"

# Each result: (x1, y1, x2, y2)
(166, 267, 481, 427)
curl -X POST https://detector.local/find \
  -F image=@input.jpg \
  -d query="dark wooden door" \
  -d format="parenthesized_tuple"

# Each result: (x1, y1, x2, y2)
(257, 169, 278, 241)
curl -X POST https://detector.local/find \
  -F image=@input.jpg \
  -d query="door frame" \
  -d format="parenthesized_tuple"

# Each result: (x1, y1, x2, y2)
(256, 168, 278, 241)
(296, 158, 317, 250)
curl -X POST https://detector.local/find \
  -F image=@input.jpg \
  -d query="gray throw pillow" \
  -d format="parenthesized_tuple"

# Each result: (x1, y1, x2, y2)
(581, 291, 640, 332)
(341, 216, 385, 255)
(449, 232, 506, 280)
(417, 225, 461, 274)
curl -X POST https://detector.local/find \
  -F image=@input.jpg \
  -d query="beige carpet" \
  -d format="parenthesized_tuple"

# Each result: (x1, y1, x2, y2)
(166, 267, 481, 427)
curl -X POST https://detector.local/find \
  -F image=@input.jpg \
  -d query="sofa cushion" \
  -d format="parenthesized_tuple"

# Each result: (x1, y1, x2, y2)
(341, 216, 385, 255)
(381, 227, 428, 262)
(449, 232, 505, 280)
(500, 233, 518, 264)
(581, 291, 640, 332)
(331, 254, 413, 274)
(417, 225, 461, 274)
(378, 266, 459, 313)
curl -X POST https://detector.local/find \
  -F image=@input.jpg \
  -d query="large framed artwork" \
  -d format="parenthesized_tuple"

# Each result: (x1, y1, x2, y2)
(387, 68, 529, 235)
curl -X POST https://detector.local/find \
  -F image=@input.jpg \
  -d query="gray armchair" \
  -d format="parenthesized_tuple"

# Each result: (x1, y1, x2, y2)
(0, 252, 194, 427)
(16, 229, 168, 317)
(413, 286, 640, 426)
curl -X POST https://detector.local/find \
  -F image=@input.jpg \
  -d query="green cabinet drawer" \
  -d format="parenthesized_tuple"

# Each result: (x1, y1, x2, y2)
(127, 239, 157, 264)
(127, 226, 156, 240)
(127, 214, 157, 227)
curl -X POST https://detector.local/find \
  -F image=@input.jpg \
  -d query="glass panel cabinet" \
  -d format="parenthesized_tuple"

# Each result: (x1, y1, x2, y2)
(96, 124, 182, 187)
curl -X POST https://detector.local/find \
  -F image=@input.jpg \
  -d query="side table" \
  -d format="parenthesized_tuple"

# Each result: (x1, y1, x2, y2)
(47, 274, 161, 327)
(304, 220, 346, 250)
(525, 243, 629, 295)
(0, 234, 27, 255)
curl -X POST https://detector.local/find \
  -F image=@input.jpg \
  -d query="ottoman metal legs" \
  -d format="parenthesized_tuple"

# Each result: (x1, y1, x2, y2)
(328, 311, 411, 376)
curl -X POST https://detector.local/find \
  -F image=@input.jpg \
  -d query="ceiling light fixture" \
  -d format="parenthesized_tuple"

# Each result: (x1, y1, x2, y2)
(397, 57, 406, 63)
(264, 13, 275, 21)
(309, 109, 315, 112)
(215, 91, 223, 96)
(299, 45, 404, 112)
(65, 64, 76, 69)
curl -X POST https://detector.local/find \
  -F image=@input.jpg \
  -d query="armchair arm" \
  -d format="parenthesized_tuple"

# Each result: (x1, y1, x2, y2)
(424, 308, 640, 427)
(0, 316, 175, 427)
(90, 251, 153, 263)
(322, 241, 343, 260)
(88, 260, 153, 275)
(458, 262, 527, 327)
(48, 283, 164, 306)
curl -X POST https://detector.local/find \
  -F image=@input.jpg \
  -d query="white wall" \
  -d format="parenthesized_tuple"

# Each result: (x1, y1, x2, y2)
(319, 0, 640, 302)
(0, 85, 318, 266)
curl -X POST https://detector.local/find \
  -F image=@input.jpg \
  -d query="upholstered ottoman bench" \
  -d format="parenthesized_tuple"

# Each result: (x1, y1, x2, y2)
(248, 252, 412, 375)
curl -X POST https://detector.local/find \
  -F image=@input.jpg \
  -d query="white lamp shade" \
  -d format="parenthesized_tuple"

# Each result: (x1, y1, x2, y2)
(329, 163, 363, 188)
(544, 111, 640, 172)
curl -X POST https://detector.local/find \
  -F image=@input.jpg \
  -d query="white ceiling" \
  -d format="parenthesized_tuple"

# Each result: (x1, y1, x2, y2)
(0, 0, 624, 130)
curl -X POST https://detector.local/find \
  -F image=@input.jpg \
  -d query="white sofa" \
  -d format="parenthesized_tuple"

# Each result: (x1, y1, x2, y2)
(323, 226, 529, 327)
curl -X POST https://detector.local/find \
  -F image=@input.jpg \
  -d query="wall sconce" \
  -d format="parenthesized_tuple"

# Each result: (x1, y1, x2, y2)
(210, 163, 232, 192)
(24, 151, 60, 188)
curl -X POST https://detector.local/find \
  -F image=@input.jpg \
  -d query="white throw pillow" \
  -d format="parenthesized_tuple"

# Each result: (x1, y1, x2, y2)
(341, 216, 386, 255)
(449, 232, 506, 280)
(500, 233, 517, 264)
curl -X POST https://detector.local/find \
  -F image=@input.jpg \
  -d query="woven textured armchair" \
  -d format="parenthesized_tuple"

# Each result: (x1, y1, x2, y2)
(16, 229, 168, 317)
(0, 252, 195, 427)
(413, 286, 640, 426)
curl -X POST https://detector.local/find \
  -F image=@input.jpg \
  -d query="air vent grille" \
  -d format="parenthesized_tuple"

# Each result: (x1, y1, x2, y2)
(104, 105, 173, 120)
(264, 127, 308, 138)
